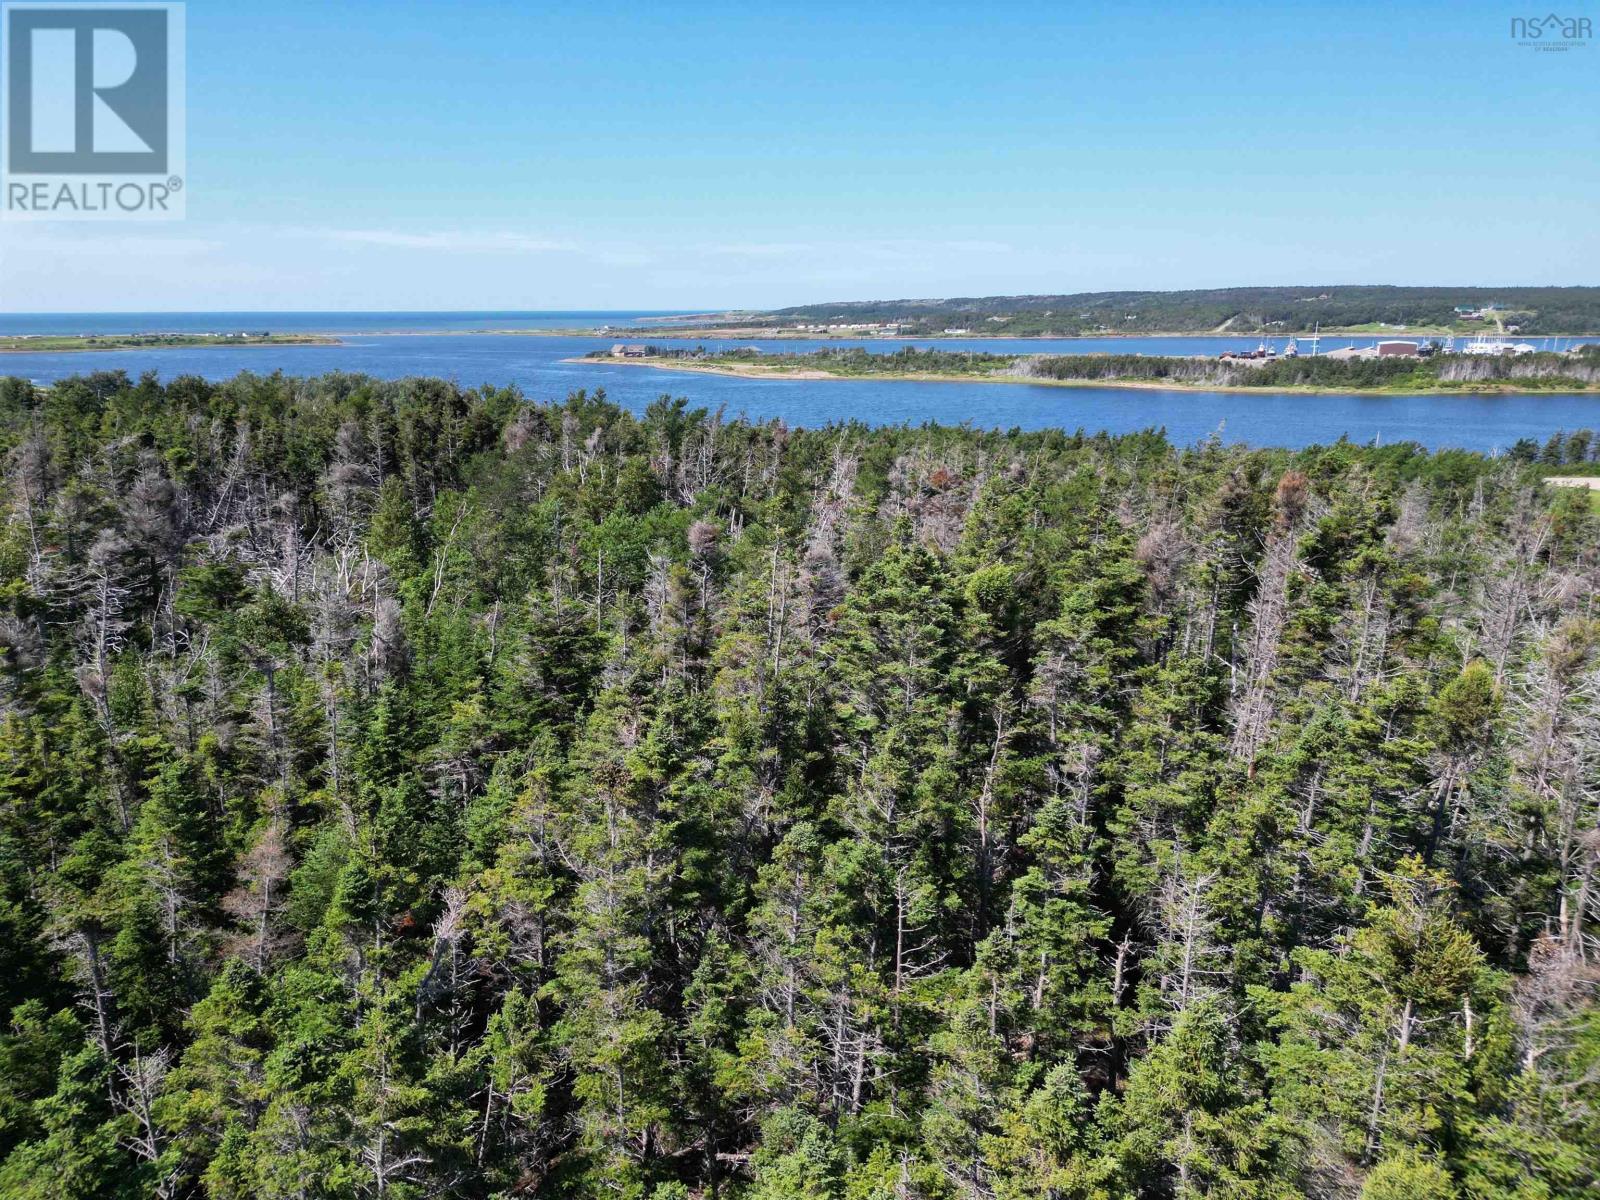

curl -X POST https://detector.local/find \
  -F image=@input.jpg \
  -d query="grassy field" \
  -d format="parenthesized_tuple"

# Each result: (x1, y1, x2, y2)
(1544, 474, 1600, 514)
(1541, 466, 1600, 514)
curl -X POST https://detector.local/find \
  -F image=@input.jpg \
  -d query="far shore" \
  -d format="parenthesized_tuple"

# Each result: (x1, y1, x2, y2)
(566, 354, 1600, 396)
(10, 324, 1596, 347)
(303, 323, 1599, 342)
(522, 325, 1595, 341)
(0, 334, 341, 353)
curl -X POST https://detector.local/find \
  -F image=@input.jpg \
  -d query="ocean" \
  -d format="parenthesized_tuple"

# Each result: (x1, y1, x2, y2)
(2, 312, 1596, 452)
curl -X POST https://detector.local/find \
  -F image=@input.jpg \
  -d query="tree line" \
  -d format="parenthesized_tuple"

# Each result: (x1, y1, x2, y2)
(630, 345, 1600, 392)
(767, 287, 1600, 336)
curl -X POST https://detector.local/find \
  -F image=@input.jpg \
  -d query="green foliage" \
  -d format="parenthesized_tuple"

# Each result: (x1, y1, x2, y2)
(0, 369, 1592, 1198)
(671, 345, 1600, 393)
(769, 285, 1600, 336)
(1360, 1148, 1458, 1200)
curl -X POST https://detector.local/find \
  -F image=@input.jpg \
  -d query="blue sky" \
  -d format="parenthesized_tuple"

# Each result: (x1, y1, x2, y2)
(3, 0, 1597, 311)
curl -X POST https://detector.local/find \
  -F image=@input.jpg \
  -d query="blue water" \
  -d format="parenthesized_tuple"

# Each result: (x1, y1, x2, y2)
(1, 314, 1596, 452)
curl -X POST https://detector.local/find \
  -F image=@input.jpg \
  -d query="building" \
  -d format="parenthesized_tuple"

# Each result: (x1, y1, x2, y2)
(611, 343, 649, 357)
(1376, 340, 1421, 357)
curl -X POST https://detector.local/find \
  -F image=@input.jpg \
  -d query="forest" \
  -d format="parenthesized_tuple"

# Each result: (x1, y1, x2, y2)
(1028, 348, 1600, 392)
(0, 369, 1595, 1200)
(764, 287, 1600, 336)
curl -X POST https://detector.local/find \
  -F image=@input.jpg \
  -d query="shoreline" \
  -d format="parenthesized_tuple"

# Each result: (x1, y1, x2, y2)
(567, 355, 1600, 396)
(131, 326, 1594, 342)
(539, 326, 1586, 342)
(0, 336, 342, 354)
(7, 325, 1598, 345)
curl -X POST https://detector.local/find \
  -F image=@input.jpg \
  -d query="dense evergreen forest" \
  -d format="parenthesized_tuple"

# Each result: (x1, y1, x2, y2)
(765, 287, 1600, 336)
(0, 369, 1596, 1200)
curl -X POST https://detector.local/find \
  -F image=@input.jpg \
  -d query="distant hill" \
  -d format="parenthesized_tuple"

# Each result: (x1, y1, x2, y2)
(766, 286, 1600, 335)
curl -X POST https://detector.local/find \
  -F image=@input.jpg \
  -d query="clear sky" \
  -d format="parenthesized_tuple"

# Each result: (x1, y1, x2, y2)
(2, 0, 1597, 311)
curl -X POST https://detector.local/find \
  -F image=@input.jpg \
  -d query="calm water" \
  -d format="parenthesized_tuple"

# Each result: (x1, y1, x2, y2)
(2, 313, 1597, 452)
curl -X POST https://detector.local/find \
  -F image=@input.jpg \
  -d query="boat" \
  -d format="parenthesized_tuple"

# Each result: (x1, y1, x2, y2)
(1461, 334, 1518, 356)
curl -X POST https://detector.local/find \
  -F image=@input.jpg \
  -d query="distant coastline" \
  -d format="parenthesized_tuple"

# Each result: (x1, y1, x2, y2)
(548, 326, 1593, 342)
(10, 288, 1600, 344)
(15, 327, 1598, 345)
(567, 352, 1600, 396)
(0, 333, 340, 353)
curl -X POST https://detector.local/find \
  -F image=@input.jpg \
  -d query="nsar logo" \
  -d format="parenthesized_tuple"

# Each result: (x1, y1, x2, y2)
(1510, 11, 1592, 50)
